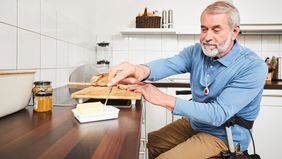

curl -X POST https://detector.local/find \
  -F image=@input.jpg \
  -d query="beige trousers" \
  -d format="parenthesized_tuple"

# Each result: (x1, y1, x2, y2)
(147, 118, 228, 159)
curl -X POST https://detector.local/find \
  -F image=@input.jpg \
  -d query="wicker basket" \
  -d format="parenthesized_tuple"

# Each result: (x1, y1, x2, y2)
(136, 16, 161, 28)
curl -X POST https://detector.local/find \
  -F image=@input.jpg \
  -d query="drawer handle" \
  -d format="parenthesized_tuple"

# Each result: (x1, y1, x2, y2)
(175, 90, 192, 95)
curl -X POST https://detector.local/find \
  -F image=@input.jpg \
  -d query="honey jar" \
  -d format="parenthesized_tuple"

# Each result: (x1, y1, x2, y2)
(32, 81, 53, 112)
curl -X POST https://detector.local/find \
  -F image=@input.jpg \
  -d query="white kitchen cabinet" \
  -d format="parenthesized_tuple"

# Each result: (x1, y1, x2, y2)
(145, 88, 169, 133)
(248, 90, 282, 158)
(140, 87, 169, 159)
(167, 87, 192, 123)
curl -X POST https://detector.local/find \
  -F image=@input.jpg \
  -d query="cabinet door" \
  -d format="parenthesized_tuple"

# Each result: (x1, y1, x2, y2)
(145, 88, 168, 133)
(248, 91, 282, 158)
(167, 87, 192, 123)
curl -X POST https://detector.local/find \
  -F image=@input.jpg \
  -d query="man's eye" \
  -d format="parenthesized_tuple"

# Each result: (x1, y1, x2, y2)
(201, 28, 208, 32)
(213, 29, 221, 33)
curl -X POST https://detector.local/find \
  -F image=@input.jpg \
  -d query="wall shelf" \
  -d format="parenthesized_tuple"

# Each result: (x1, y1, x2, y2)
(121, 24, 282, 35)
(240, 24, 282, 34)
(120, 28, 177, 35)
(120, 28, 201, 35)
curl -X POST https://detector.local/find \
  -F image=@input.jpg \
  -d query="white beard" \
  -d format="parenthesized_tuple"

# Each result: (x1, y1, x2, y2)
(201, 32, 232, 57)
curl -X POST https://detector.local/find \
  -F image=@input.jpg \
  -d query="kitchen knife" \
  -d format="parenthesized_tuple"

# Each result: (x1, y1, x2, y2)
(104, 86, 113, 106)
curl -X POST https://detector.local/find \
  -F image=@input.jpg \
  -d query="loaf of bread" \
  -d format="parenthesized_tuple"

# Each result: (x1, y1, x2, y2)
(76, 102, 104, 115)
(90, 73, 109, 86)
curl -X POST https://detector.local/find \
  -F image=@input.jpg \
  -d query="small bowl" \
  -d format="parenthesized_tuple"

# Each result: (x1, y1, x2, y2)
(0, 70, 35, 117)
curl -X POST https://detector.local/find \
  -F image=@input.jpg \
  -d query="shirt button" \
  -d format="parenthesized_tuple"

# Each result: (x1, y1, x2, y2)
(207, 74, 210, 77)
(210, 65, 213, 68)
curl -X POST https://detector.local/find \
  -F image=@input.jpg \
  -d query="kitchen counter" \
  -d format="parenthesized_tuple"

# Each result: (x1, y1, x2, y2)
(0, 101, 142, 159)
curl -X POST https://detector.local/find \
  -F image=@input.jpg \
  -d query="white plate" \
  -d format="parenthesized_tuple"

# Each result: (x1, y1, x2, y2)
(72, 106, 120, 123)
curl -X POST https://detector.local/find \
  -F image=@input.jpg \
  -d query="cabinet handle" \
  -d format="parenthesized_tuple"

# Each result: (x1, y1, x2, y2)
(175, 90, 192, 95)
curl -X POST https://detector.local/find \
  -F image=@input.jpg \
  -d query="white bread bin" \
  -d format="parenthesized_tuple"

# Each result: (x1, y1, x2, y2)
(0, 70, 35, 117)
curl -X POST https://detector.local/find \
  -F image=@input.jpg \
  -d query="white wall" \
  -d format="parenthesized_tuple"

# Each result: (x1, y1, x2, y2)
(110, 34, 282, 66)
(0, 0, 97, 88)
(94, 0, 282, 70)
(1, 0, 282, 88)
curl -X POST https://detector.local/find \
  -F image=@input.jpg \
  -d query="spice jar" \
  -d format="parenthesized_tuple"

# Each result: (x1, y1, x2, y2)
(32, 81, 53, 112)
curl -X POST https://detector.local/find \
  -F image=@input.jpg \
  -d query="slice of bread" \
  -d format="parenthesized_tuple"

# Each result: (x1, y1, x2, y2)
(76, 102, 104, 115)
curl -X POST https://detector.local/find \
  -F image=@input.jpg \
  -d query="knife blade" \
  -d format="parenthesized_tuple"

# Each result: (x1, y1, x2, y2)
(104, 86, 113, 106)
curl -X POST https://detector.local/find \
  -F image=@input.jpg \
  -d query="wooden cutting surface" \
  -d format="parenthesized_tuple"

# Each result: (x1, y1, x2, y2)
(0, 70, 35, 75)
(71, 86, 142, 100)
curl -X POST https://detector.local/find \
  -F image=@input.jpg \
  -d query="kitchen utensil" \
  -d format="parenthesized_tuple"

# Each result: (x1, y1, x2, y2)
(0, 70, 35, 117)
(162, 10, 167, 28)
(273, 57, 282, 81)
(96, 42, 111, 73)
(168, 9, 173, 28)
(104, 86, 113, 106)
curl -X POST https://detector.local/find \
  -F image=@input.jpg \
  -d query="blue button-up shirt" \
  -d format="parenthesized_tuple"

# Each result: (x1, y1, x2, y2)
(146, 41, 268, 151)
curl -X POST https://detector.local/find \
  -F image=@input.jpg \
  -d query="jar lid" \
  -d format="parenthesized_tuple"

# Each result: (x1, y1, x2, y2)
(34, 81, 51, 85)
(35, 91, 52, 96)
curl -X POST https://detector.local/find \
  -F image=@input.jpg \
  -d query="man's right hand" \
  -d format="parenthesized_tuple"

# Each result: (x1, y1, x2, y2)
(107, 62, 150, 87)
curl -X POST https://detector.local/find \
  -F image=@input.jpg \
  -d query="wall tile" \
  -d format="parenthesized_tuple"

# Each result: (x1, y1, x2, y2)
(17, 29, 40, 69)
(145, 35, 162, 51)
(41, 36, 57, 68)
(56, 68, 72, 87)
(145, 51, 162, 63)
(112, 50, 128, 66)
(0, 23, 17, 69)
(41, 0, 57, 38)
(162, 51, 179, 59)
(112, 34, 128, 51)
(0, 0, 17, 25)
(237, 35, 245, 46)
(57, 40, 69, 68)
(244, 35, 262, 52)
(129, 35, 145, 51)
(33, 69, 41, 81)
(57, 12, 69, 42)
(68, 44, 78, 67)
(41, 69, 57, 88)
(262, 35, 279, 52)
(177, 35, 195, 51)
(162, 35, 178, 52)
(18, 0, 40, 33)
(129, 51, 144, 64)
(261, 51, 280, 59)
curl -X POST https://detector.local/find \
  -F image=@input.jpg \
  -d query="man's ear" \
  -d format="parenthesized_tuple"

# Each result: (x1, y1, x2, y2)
(232, 26, 240, 40)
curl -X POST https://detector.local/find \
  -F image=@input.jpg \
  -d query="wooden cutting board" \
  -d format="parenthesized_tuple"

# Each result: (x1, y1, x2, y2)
(71, 86, 142, 100)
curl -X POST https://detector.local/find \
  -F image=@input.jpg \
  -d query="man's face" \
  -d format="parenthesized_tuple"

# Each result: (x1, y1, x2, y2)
(200, 13, 236, 57)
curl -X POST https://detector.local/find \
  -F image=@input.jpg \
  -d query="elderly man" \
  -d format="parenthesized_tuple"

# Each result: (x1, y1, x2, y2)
(108, 1, 267, 159)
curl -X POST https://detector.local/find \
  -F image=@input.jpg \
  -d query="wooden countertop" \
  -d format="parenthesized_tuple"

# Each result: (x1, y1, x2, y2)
(0, 102, 142, 159)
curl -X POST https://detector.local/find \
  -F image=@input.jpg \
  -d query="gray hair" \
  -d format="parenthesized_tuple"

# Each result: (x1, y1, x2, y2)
(201, 1, 240, 28)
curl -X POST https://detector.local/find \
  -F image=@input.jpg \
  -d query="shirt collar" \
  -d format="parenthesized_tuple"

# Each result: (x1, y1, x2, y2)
(216, 40, 240, 67)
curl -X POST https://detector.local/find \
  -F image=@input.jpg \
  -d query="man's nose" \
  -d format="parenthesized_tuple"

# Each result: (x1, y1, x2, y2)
(204, 30, 213, 42)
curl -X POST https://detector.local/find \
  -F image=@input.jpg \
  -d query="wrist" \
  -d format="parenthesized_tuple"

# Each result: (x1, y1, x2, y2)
(138, 64, 151, 81)
(162, 94, 176, 111)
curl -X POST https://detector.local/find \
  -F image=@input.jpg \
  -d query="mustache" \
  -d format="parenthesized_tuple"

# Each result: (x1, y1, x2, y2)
(202, 43, 217, 46)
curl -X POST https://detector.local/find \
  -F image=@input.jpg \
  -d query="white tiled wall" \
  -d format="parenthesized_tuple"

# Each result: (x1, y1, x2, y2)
(0, 0, 95, 88)
(110, 34, 282, 68)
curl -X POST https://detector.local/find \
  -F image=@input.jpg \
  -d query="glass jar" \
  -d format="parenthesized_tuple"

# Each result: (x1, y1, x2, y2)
(32, 81, 53, 112)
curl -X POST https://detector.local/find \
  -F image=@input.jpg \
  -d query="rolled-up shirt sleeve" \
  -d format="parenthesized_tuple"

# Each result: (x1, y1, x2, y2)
(172, 60, 268, 127)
